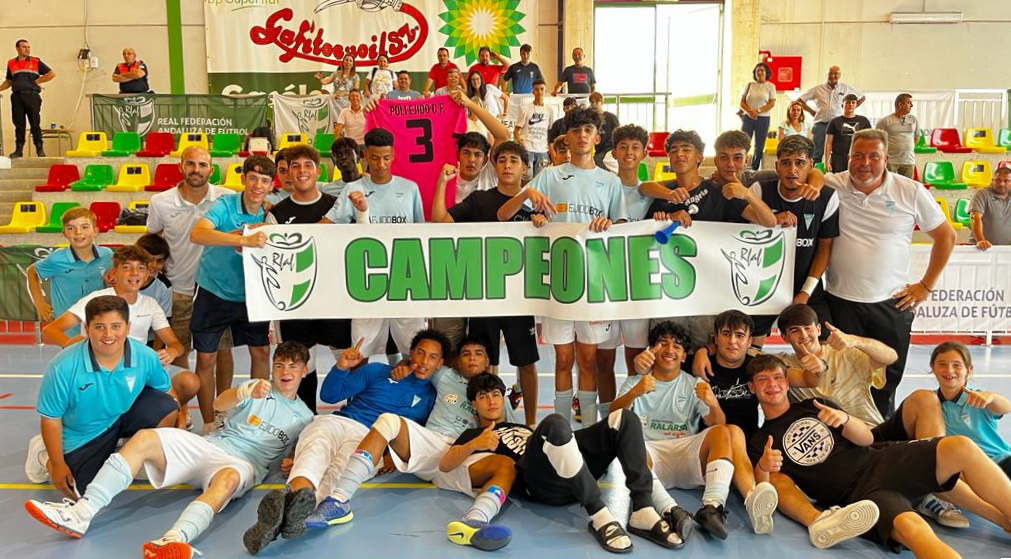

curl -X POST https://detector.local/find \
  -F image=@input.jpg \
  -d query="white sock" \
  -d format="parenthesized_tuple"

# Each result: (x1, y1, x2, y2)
(463, 485, 506, 524)
(628, 507, 661, 530)
(79, 453, 133, 518)
(167, 501, 215, 544)
(702, 458, 734, 507)
(590, 507, 618, 531)
(651, 477, 678, 514)
(554, 389, 573, 421)
(577, 390, 598, 426)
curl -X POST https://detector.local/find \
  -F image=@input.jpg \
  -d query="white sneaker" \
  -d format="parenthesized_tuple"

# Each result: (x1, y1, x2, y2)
(142, 535, 203, 558)
(744, 481, 779, 535)
(917, 495, 970, 528)
(24, 498, 92, 538)
(25, 434, 49, 483)
(201, 411, 227, 435)
(809, 500, 880, 549)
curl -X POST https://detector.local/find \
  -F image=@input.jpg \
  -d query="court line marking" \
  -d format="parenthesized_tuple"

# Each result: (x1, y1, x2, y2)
(0, 482, 618, 491)
(3, 373, 1011, 379)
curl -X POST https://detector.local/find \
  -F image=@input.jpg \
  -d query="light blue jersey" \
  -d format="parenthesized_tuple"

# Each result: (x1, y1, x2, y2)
(205, 387, 314, 482)
(620, 180, 653, 221)
(320, 179, 348, 199)
(939, 387, 1011, 464)
(324, 175, 425, 224)
(37, 339, 170, 452)
(266, 189, 291, 206)
(194, 193, 265, 302)
(617, 372, 710, 441)
(425, 366, 518, 438)
(527, 163, 628, 223)
(33, 246, 114, 336)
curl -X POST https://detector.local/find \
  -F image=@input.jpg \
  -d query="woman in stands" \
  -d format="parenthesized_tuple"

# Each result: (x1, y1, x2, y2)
(316, 54, 359, 110)
(364, 54, 396, 99)
(778, 100, 812, 141)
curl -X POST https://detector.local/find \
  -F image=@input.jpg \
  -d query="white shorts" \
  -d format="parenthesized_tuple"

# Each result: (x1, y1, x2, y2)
(145, 428, 256, 511)
(646, 429, 710, 489)
(390, 419, 454, 481)
(541, 317, 612, 345)
(437, 453, 495, 498)
(352, 318, 428, 357)
(288, 414, 374, 503)
(598, 319, 650, 350)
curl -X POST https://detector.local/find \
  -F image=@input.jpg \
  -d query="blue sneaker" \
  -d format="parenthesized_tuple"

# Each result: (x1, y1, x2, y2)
(304, 497, 353, 529)
(447, 519, 512, 551)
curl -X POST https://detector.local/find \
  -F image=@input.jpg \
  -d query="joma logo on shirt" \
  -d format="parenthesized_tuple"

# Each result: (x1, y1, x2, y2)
(248, 414, 291, 444)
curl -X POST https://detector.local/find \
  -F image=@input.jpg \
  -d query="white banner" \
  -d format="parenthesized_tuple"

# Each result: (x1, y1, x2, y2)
(911, 246, 1011, 333)
(242, 220, 796, 322)
(270, 93, 342, 138)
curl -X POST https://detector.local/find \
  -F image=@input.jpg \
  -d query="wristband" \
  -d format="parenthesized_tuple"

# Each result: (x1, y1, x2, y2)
(801, 276, 820, 296)
(757, 462, 770, 473)
(842, 413, 851, 427)
(356, 209, 371, 224)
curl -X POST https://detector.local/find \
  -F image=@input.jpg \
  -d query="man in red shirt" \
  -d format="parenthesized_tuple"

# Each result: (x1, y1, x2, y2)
(0, 39, 56, 158)
(468, 46, 509, 90)
(423, 47, 458, 97)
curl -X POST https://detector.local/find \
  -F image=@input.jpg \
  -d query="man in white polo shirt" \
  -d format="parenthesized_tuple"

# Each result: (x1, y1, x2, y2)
(799, 66, 864, 164)
(823, 129, 955, 417)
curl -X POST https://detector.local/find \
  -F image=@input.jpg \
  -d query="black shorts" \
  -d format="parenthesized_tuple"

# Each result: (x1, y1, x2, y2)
(279, 318, 352, 351)
(871, 399, 910, 443)
(998, 455, 1011, 480)
(468, 316, 539, 367)
(843, 438, 958, 546)
(190, 285, 270, 352)
(751, 287, 833, 338)
(64, 387, 178, 492)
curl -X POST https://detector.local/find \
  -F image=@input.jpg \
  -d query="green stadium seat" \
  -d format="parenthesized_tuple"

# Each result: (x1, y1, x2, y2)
(102, 132, 142, 157)
(70, 164, 115, 191)
(953, 198, 971, 227)
(209, 133, 242, 157)
(637, 161, 649, 182)
(36, 202, 82, 233)
(209, 163, 222, 186)
(312, 132, 335, 156)
(998, 128, 1011, 149)
(923, 161, 967, 190)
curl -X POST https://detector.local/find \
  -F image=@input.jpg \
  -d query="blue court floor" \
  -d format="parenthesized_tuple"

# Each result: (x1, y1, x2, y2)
(1, 342, 1010, 559)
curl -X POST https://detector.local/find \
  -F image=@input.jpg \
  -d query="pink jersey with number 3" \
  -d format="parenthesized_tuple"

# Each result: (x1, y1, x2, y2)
(366, 96, 468, 220)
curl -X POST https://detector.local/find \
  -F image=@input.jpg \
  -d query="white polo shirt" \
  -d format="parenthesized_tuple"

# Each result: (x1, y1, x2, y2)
(69, 288, 170, 343)
(799, 82, 862, 124)
(146, 183, 232, 297)
(824, 170, 946, 303)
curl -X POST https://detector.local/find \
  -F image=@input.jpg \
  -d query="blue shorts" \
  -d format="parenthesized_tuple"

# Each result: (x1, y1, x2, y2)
(190, 284, 269, 353)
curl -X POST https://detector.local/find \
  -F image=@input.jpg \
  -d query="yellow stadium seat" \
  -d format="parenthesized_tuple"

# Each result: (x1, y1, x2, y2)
(961, 160, 993, 189)
(114, 200, 151, 233)
(963, 128, 1006, 154)
(128, 201, 150, 211)
(0, 201, 46, 233)
(107, 164, 152, 192)
(66, 132, 109, 157)
(277, 133, 308, 152)
(223, 163, 245, 191)
(653, 162, 676, 182)
(764, 135, 779, 155)
(934, 197, 963, 230)
(170, 132, 210, 157)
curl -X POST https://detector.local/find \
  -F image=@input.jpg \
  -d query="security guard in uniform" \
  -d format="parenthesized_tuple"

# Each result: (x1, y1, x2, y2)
(0, 39, 55, 158)
(112, 47, 150, 94)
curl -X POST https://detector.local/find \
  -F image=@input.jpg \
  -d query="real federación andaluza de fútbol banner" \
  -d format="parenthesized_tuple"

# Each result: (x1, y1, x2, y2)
(242, 220, 797, 322)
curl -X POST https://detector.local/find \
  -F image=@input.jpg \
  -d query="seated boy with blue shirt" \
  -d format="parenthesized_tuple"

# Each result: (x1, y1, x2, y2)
(24, 341, 314, 559)
(30, 295, 179, 500)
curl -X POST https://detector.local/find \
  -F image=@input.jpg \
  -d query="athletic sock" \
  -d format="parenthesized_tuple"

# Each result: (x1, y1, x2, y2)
(78, 453, 133, 517)
(651, 476, 678, 514)
(589, 507, 618, 531)
(332, 450, 373, 503)
(577, 390, 598, 426)
(463, 486, 506, 524)
(598, 402, 612, 422)
(554, 389, 573, 421)
(628, 507, 662, 530)
(702, 458, 734, 507)
(167, 500, 214, 543)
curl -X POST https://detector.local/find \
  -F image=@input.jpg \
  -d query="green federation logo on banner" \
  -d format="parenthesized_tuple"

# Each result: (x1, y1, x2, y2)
(113, 96, 155, 136)
(252, 232, 318, 311)
(721, 229, 786, 307)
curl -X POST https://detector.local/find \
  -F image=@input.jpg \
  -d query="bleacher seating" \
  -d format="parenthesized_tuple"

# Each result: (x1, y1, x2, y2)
(953, 198, 971, 227)
(136, 132, 176, 157)
(89, 202, 122, 233)
(923, 161, 966, 190)
(914, 130, 937, 154)
(70, 164, 115, 191)
(35, 165, 81, 192)
(653, 162, 676, 182)
(961, 160, 993, 188)
(998, 128, 1011, 149)
(646, 132, 669, 157)
(930, 128, 972, 154)
(0, 202, 46, 233)
(36, 202, 81, 233)
(107, 164, 152, 192)
(763, 134, 778, 155)
(146, 164, 183, 192)
(113, 201, 150, 234)
(312, 132, 335, 156)
(934, 197, 963, 230)
(223, 163, 244, 191)
(66, 132, 109, 157)
(101, 132, 142, 157)
(209, 133, 242, 157)
(209, 164, 223, 185)
(963, 128, 1006, 154)
(637, 161, 649, 182)
(171, 133, 210, 157)
(277, 133, 307, 151)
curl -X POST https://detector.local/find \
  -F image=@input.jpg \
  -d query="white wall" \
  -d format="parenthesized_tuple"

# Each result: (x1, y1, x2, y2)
(759, 0, 1011, 91)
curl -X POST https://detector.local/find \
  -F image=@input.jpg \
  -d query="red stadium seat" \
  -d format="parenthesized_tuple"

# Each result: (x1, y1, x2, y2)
(136, 132, 176, 157)
(145, 163, 184, 192)
(35, 164, 81, 192)
(929, 128, 972, 154)
(89, 201, 122, 233)
(646, 132, 669, 157)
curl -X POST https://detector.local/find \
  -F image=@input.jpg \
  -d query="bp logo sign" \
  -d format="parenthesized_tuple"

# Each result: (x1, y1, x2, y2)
(721, 229, 786, 307)
(251, 232, 318, 311)
(113, 96, 155, 136)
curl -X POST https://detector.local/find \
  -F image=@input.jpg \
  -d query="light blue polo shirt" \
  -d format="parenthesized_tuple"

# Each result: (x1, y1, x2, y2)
(324, 175, 425, 224)
(205, 386, 314, 483)
(617, 372, 710, 441)
(939, 387, 1011, 464)
(194, 192, 265, 302)
(36, 338, 170, 453)
(425, 366, 517, 438)
(527, 163, 628, 223)
(34, 246, 114, 335)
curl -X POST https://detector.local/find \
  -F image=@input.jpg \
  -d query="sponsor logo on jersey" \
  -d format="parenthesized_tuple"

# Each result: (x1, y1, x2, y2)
(248, 414, 293, 444)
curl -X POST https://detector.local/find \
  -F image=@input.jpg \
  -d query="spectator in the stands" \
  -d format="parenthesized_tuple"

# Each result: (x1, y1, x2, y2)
(874, 93, 918, 179)
(423, 47, 458, 97)
(553, 47, 595, 96)
(739, 61, 777, 170)
(969, 166, 1011, 251)
(799, 66, 864, 163)
(503, 44, 543, 94)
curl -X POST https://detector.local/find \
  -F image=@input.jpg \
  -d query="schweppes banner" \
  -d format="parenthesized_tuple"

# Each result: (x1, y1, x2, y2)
(242, 221, 797, 322)
(205, 0, 536, 95)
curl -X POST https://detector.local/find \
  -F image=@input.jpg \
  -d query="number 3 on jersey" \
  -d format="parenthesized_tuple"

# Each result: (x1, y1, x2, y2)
(406, 119, 433, 163)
